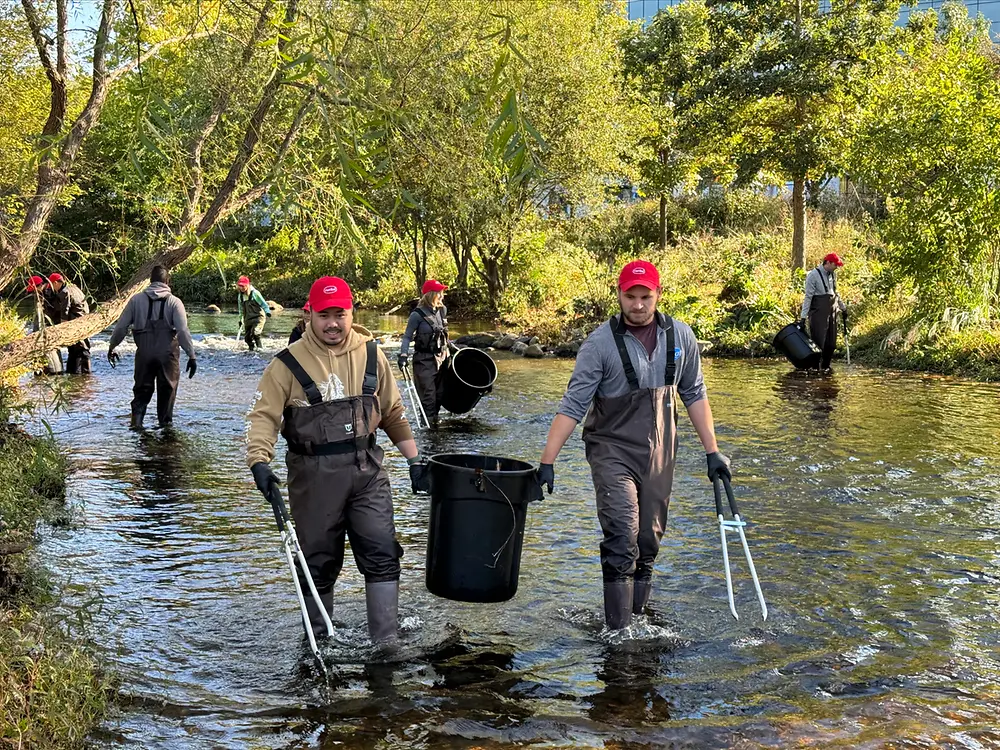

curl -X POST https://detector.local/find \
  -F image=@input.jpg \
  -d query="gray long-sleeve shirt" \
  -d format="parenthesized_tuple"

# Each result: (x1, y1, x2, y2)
(557, 314, 707, 423)
(108, 283, 196, 359)
(399, 305, 448, 356)
(801, 266, 846, 319)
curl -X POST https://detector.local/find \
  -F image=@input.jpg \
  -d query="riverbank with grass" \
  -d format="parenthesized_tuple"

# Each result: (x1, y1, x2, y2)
(0, 422, 112, 749)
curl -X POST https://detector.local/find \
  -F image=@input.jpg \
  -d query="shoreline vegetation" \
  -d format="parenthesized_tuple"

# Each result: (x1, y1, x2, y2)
(0, 422, 112, 749)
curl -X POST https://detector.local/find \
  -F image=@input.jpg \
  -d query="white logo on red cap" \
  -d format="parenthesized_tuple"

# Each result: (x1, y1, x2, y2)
(633, 267, 646, 275)
(324, 285, 337, 294)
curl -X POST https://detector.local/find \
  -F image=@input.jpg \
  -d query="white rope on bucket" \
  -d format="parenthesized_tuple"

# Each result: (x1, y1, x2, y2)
(479, 462, 517, 570)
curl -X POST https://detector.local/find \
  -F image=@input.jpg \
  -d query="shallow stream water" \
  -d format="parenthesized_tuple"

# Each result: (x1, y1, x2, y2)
(27, 312, 1000, 748)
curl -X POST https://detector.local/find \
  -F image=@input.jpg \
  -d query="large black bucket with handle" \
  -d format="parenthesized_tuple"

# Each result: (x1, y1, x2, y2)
(426, 453, 542, 603)
(440, 348, 497, 414)
(773, 322, 821, 370)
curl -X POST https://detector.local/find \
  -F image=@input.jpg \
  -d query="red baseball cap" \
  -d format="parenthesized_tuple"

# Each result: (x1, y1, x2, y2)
(421, 279, 448, 294)
(237, 275, 250, 286)
(823, 253, 844, 267)
(48, 273, 63, 283)
(302, 301, 311, 312)
(618, 260, 660, 291)
(26, 275, 45, 292)
(308, 276, 353, 312)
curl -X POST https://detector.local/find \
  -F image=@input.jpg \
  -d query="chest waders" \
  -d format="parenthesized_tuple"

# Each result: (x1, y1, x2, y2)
(131, 297, 180, 429)
(275, 342, 402, 644)
(583, 315, 678, 630)
(241, 292, 267, 351)
(412, 307, 448, 423)
(808, 271, 838, 369)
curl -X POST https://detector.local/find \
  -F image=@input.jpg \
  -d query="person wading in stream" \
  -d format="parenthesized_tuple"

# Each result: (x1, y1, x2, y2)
(800, 253, 847, 373)
(107, 266, 198, 430)
(26, 275, 63, 375)
(48, 272, 92, 374)
(535, 260, 732, 631)
(236, 275, 271, 351)
(397, 279, 450, 427)
(245, 276, 428, 644)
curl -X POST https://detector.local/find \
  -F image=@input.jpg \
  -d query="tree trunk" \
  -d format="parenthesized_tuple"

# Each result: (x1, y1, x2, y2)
(659, 193, 667, 251)
(791, 178, 806, 271)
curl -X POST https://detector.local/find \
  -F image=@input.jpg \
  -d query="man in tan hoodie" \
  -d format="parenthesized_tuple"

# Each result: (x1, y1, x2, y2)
(245, 276, 427, 644)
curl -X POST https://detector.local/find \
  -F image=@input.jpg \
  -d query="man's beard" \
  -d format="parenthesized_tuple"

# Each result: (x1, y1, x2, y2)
(620, 305, 655, 326)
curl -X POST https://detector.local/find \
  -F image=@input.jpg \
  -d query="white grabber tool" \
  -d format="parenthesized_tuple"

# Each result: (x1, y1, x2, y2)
(400, 363, 431, 430)
(713, 474, 768, 621)
(268, 491, 334, 668)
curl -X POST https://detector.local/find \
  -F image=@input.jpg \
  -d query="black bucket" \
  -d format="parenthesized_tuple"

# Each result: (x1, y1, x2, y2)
(440, 348, 497, 414)
(773, 323, 821, 370)
(425, 453, 542, 603)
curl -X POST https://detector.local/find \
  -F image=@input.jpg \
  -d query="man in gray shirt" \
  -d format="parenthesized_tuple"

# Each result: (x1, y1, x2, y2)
(108, 266, 197, 429)
(536, 260, 731, 631)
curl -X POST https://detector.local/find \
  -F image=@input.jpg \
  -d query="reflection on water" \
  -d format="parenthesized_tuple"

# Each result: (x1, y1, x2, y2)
(30, 332, 1000, 748)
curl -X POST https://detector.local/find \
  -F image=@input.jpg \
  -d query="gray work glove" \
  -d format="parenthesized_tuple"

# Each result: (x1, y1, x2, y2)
(706, 452, 732, 482)
(536, 463, 554, 495)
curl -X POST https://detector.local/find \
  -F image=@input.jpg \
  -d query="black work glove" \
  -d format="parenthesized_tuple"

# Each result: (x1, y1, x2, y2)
(250, 462, 283, 509)
(796, 318, 806, 331)
(186, 358, 197, 379)
(842, 308, 849, 327)
(397, 353, 409, 371)
(108, 350, 120, 369)
(707, 452, 732, 482)
(409, 459, 430, 493)
(536, 463, 554, 495)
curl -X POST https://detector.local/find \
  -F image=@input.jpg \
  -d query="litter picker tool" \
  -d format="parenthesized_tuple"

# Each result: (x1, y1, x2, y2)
(268, 491, 334, 669)
(399, 363, 430, 430)
(842, 313, 851, 367)
(713, 474, 768, 621)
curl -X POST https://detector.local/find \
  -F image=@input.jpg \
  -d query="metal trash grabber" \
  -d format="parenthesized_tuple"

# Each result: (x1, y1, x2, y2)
(399, 363, 430, 430)
(268, 491, 334, 667)
(842, 314, 851, 367)
(713, 474, 768, 621)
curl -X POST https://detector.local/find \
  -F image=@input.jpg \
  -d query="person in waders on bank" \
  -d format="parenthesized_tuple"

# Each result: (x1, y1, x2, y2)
(48, 273, 92, 374)
(107, 266, 198, 430)
(245, 276, 429, 644)
(535, 260, 732, 631)
(397, 279, 450, 426)
(236, 275, 271, 351)
(800, 253, 847, 373)
(288, 302, 310, 345)
(26, 275, 64, 375)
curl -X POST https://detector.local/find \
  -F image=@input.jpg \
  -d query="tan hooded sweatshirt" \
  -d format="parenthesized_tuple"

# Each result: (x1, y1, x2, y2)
(245, 321, 412, 467)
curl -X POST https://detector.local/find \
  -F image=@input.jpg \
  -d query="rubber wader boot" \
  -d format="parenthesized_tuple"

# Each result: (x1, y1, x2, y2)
(365, 580, 399, 645)
(129, 406, 146, 431)
(304, 589, 334, 640)
(603, 579, 634, 631)
(633, 579, 652, 616)
(253, 334, 263, 351)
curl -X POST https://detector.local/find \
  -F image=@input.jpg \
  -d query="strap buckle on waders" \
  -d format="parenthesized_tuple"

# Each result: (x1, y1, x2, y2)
(713, 474, 768, 621)
(269, 490, 334, 670)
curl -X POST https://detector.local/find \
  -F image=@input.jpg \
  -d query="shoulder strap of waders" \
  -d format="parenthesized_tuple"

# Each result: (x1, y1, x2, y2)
(275, 349, 324, 406)
(663, 315, 676, 387)
(416, 307, 443, 331)
(362, 341, 378, 396)
(610, 315, 640, 391)
(817, 267, 830, 294)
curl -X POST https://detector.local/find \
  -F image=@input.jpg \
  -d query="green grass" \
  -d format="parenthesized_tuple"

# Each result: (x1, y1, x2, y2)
(0, 425, 113, 749)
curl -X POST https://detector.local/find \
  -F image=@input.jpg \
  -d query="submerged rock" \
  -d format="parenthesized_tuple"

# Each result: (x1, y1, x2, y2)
(511, 341, 529, 355)
(494, 333, 517, 350)
(554, 341, 582, 357)
(523, 343, 546, 359)
(455, 333, 497, 349)
(266, 300, 284, 313)
(205, 305, 221, 314)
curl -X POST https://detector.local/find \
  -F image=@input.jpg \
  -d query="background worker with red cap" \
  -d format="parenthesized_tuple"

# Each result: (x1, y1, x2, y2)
(25, 275, 63, 375)
(287, 302, 310, 345)
(48, 272, 91, 374)
(235, 275, 271, 351)
(245, 276, 426, 645)
(535, 260, 732, 631)
(397, 279, 451, 426)
(800, 253, 847, 372)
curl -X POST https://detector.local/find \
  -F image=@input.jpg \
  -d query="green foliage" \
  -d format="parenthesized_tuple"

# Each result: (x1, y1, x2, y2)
(846, 3, 1000, 316)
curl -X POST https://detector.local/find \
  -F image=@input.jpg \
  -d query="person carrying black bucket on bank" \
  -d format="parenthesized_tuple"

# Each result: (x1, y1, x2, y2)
(535, 260, 732, 631)
(107, 266, 198, 430)
(397, 279, 450, 426)
(236, 275, 271, 351)
(800, 253, 847, 373)
(245, 276, 428, 645)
